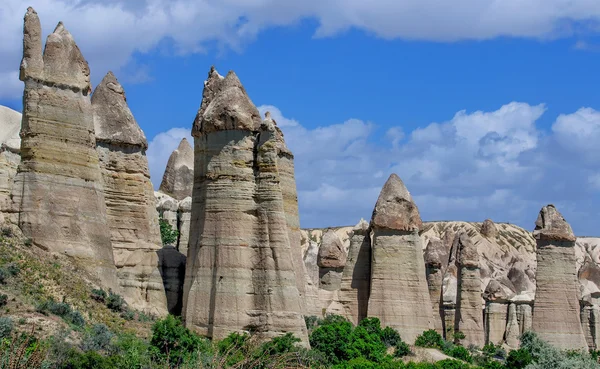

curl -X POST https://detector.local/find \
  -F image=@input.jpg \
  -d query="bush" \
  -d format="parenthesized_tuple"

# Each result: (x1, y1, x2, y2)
(0, 294, 7, 308)
(81, 323, 114, 352)
(309, 315, 354, 364)
(305, 315, 320, 330)
(48, 301, 72, 317)
(435, 359, 472, 369)
(444, 345, 472, 363)
(106, 291, 125, 312)
(91, 289, 107, 303)
(68, 310, 85, 327)
(6, 263, 19, 276)
(415, 329, 444, 348)
(0, 268, 7, 284)
(381, 326, 402, 348)
(150, 315, 204, 366)
(0, 317, 13, 339)
(159, 218, 178, 246)
(121, 310, 135, 321)
(395, 341, 411, 357)
(258, 332, 301, 356)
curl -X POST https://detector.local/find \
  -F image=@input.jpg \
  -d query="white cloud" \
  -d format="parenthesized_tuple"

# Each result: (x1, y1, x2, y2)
(247, 102, 600, 235)
(3, 0, 600, 98)
(146, 127, 193, 188)
(552, 107, 600, 162)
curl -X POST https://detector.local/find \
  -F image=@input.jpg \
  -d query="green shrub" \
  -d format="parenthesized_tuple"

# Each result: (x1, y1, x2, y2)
(415, 329, 444, 348)
(48, 301, 72, 316)
(121, 310, 135, 321)
(91, 289, 107, 303)
(0, 294, 7, 308)
(452, 331, 465, 343)
(150, 315, 204, 366)
(0, 317, 13, 339)
(0, 268, 7, 284)
(435, 359, 472, 369)
(305, 315, 320, 330)
(68, 310, 85, 327)
(381, 326, 402, 347)
(159, 217, 178, 246)
(6, 263, 19, 276)
(346, 325, 387, 363)
(444, 345, 472, 363)
(106, 291, 125, 312)
(258, 332, 301, 356)
(81, 323, 114, 352)
(395, 341, 411, 357)
(309, 314, 354, 364)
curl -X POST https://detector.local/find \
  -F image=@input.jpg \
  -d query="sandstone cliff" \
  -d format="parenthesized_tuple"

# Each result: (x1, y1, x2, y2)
(12, 9, 119, 291)
(182, 67, 308, 344)
(92, 71, 168, 316)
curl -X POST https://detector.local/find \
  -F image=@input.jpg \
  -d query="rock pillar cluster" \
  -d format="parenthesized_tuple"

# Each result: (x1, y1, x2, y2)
(182, 68, 308, 344)
(12, 8, 119, 290)
(0, 107, 22, 223)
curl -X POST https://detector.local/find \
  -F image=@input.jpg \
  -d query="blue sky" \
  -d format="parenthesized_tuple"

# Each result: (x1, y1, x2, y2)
(1, 1, 600, 235)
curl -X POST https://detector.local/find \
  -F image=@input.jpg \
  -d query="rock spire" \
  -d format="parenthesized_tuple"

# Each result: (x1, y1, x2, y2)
(182, 67, 308, 344)
(532, 204, 587, 350)
(92, 72, 168, 316)
(12, 9, 118, 290)
(367, 173, 434, 343)
(159, 138, 194, 201)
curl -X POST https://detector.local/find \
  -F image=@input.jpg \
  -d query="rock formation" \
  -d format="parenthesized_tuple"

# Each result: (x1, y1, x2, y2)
(454, 232, 485, 347)
(424, 237, 448, 335)
(177, 197, 192, 256)
(92, 71, 168, 316)
(12, 9, 118, 290)
(338, 219, 371, 325)
(182, 67, 308, 344)
(532, 204, 588, 350)
(318, 229, 347, 291)
(367, 173, 434, 343)
(0, 106, 22, 223)
(159, 138, 193, 201)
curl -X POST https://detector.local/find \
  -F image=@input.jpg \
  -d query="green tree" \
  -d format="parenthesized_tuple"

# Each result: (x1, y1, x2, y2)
(149, 315, 203, 367)
(415, 329, 444, 349)
(159, 217, 178, 246)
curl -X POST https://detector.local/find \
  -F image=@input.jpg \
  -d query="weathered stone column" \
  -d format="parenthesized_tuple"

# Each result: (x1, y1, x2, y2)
(424, 237, 448, 335)
(182, 68, 308, 344)
(159, 138, 193, 201)
(92, 72, 168, 316)
(367, 173, 434, 344)
(12, 8, 118, 290)
(531, 204, 588, 350)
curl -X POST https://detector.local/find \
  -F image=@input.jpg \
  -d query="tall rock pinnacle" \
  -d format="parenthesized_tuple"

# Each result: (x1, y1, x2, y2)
(182, 67, 308, 344)
(159, 138, 193, 201)
(92, 72, 168, 316)
(12, 9, 118, 290)
(532, 204, 587, 350)
(367, 174, 434, 343)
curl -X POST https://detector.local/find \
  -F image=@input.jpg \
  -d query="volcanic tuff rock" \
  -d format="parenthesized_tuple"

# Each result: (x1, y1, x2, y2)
(454, 232, 485, 347)
(424, 237, 448, 334)
(367, 174, 434, 343)
(182, 67, 308, 344)
(0, 106, 22, 223)
(12, 9, 118, 290)
(92, 72, 168, 316)
(159, 138, 194, 201)
(532, 205, 588, 350)
(338, 219, 371, 325)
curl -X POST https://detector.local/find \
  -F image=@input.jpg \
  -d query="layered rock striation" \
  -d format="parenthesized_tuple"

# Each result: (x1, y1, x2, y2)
(92, 72, 168, 316)
(367, 174, 434, 343)
(182, 68, 308, 344)
(0, 106, 22, 223)
(532, 205, 588, 350)
(12, 9, 118, 290)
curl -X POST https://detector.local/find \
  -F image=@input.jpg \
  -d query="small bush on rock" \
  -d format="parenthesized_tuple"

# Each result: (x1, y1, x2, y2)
(0, 317, 13, 339)
(415, 329, 444, 349)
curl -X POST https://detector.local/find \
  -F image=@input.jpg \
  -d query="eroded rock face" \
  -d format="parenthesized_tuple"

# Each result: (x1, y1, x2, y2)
(12, 9, 118, 290)
(455, 232, 485, 347)
(159, 138, 193, 201)
(532, 204, 588, 350)
(0, 106, 22, 222)
(424, 237, 448, 334)
(338, 219, 371, 325)
(182, 68, 308, 344)
(92, 72, 168, 316)
(367, 174, 434, 343)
